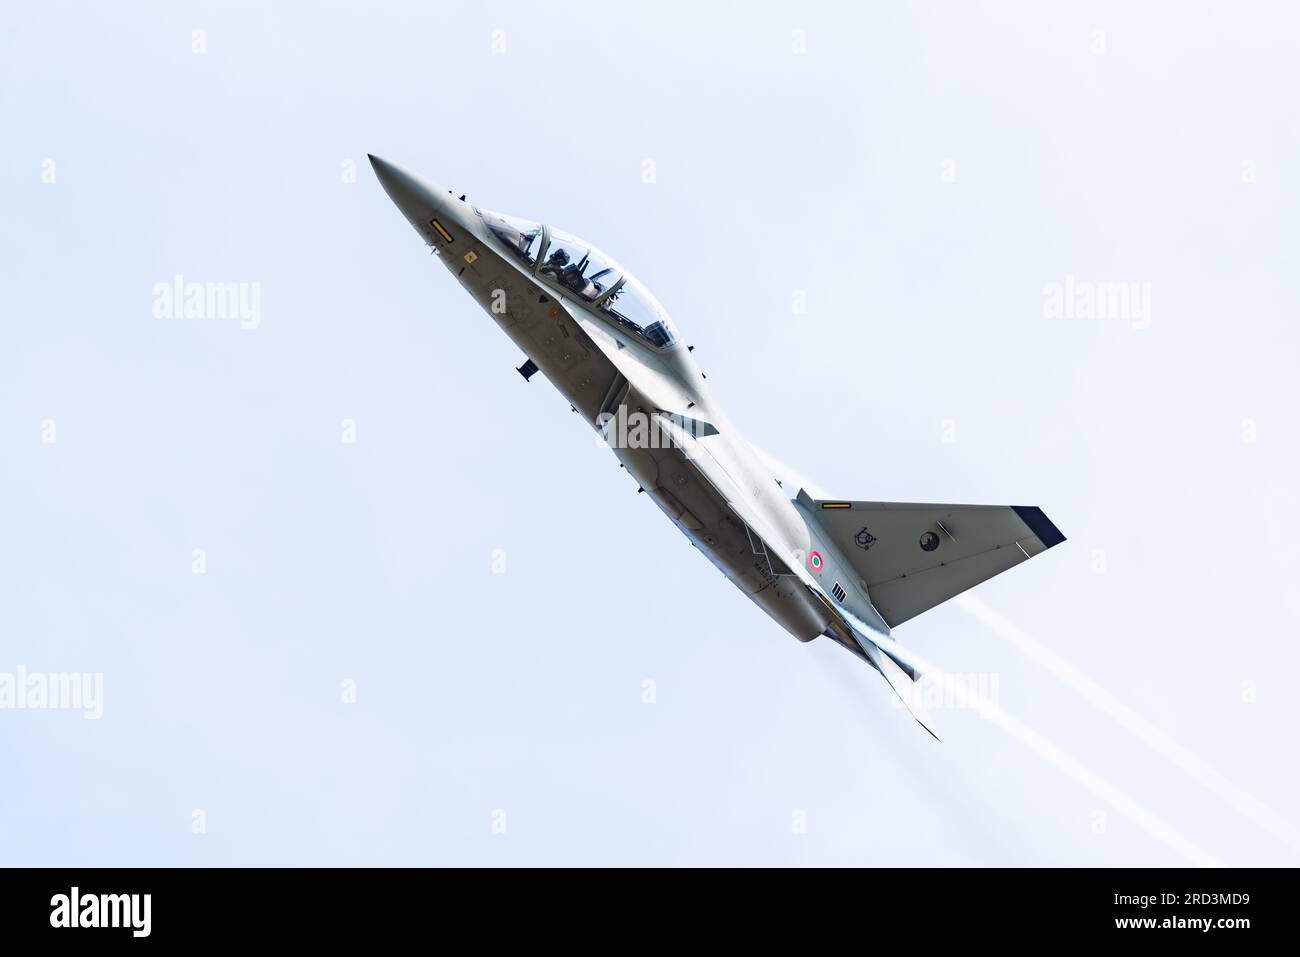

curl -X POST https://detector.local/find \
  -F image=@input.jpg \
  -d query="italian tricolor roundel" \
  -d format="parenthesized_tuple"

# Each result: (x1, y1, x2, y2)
(808, 550, 824, 573)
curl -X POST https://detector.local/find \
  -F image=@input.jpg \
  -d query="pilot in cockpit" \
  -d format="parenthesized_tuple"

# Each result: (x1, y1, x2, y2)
(540, 246, 570, 282)
(542, 248, 597, 298)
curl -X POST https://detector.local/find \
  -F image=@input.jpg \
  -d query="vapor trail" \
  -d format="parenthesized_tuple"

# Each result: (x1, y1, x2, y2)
(956, 593, 1300, 857)
(878, 638, 1224, 867)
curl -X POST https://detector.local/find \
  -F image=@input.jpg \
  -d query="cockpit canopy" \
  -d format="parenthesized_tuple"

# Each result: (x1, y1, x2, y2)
(479, 210, 679, 349)
(539, 228, 620, 303)
(599, 275, 675, 349)
(481, 211, 543, 265)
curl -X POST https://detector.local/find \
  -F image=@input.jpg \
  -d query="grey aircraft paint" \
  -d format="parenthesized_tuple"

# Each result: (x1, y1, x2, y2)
(370, 154, 1065, 738)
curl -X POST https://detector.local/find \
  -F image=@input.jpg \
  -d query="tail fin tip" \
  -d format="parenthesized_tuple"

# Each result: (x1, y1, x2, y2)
(1011, 505, 1066, 548)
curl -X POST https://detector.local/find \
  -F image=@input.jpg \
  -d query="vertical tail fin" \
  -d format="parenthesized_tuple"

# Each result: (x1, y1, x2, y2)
(804, 497, 1065, 627)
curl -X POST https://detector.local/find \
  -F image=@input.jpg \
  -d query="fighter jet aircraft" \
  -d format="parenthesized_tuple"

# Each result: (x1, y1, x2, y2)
(369, 155, 1065, 738)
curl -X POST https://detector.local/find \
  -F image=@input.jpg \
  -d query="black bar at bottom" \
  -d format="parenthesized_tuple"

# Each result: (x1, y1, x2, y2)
(0, 867, 1287, 944)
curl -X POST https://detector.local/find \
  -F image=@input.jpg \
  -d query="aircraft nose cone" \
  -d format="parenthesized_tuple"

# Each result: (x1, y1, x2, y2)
(367, 153, 401, 184)
(368, 153, 448, 223)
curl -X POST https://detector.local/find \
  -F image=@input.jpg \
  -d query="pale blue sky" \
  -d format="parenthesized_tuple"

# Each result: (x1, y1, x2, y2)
(2, 0, 1298, 865)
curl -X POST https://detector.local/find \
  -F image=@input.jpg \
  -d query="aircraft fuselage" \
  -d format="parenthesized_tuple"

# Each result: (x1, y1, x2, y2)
(369, 156, 842, 647)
